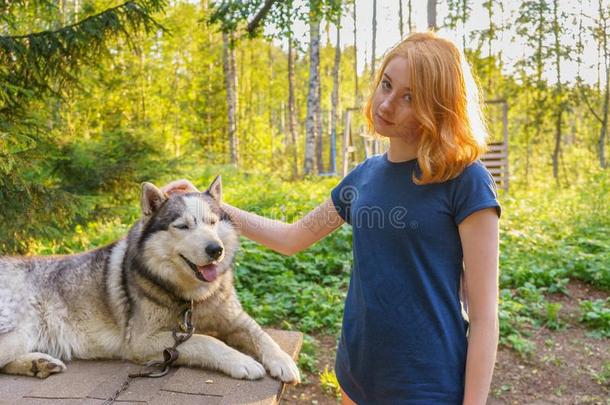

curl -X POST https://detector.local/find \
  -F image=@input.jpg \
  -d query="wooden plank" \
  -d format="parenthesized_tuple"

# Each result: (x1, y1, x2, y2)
(488, 168, 506, 176)
(487, 143, 507, 152)
(481, 152, 507, 160)
(481, 160, 507, 167)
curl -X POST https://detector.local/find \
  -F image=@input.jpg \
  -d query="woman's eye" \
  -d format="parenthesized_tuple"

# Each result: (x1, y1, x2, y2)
(174, 224, 189, 230)
(381, 80, 391, 90)
(403, 94, 412, 103)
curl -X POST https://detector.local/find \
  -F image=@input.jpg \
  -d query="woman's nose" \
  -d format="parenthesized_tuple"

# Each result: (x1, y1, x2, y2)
(379, 96, 394, 115)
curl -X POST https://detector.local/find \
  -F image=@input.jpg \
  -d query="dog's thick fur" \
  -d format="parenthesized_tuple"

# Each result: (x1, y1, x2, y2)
(0, 177, 300, 383)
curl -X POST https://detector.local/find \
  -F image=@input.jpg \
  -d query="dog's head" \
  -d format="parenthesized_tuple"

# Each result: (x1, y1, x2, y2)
(136, 176, 238, 296)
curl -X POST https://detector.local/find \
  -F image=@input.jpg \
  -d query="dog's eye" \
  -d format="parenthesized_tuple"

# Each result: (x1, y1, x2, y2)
(173, 224, 189, 230)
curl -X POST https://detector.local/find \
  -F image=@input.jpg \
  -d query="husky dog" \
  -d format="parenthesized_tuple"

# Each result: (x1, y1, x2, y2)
(0, 176, 300, 383)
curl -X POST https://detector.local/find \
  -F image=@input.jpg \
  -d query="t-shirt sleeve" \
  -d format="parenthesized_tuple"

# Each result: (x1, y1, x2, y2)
(452, 161, 502, 225)
(330, 163, 363, 225)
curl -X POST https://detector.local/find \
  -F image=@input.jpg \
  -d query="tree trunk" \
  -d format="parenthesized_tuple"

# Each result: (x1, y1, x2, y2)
(371, 0, 380, 154)
(597, 0, 609, 169)
(315, 43, 330, 173)
(268, 42, 275, 163)
(408, 0, 413, 33)
(371, 0, 377, 81)
(551, 0, 562, 181)
(316, 55, 324, 173)
(462, 0, 467, 49)
(531, 1, 546, 183)
(524, 77, 532, 186)
(427, 0, 437, 31)
(288, 36, 299, 178)
(399, 0, 404, 38)
(486, 0, 493, 92)
(353, 0, 358, 102)
(304, 16, 320, 175)
(222, 31, 239, 166)
(330, 15, 341, 174)
(599, 72, 609, 168)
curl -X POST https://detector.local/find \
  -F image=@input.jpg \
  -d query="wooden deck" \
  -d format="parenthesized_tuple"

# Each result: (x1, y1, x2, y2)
(0, 329, 303, 405)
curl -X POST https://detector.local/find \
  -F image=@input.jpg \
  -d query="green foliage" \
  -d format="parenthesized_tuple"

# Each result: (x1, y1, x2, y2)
(54, 129, 167, 195)
(297, 334, 318, 375)
(0, 0, 166, 254)
(221, 173, 351, 333)
(579, 298, 610, 339)
(320, 366, 341, 398)
(544, 302, 564, 330)
(209, 0, 344, 38)
(495, 169, 610, 351)
(0, 0, 165, 113)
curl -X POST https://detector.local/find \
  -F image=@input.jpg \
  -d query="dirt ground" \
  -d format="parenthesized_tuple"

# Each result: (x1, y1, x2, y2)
(281, 279, 610, 404)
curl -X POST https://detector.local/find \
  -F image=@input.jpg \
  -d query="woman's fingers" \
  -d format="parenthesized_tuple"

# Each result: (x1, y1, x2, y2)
(161, 179, 200, 195)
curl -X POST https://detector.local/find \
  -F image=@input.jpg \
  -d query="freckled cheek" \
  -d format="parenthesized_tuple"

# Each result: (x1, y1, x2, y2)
(371, 90, 386, 113)
(398, 111, 420, 132)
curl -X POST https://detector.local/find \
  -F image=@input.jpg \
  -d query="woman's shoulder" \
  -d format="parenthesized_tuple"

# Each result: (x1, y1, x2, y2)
(453, 160, 494, 183)
(359, 153, 385, 167)
(346, 154, 384, 175)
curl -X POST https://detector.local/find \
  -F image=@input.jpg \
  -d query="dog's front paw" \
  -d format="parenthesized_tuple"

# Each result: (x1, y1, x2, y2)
(221, 352, 266, 380)
(263, 349, 300, 384)
(32, 355, 66, 379)
(4, 353, 67, 379)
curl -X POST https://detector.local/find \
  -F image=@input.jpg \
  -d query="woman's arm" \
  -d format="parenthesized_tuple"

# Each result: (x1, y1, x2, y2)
(161, 179, 344, 256)
(458, 207, 500, 405)
(221, 199, 343, 255)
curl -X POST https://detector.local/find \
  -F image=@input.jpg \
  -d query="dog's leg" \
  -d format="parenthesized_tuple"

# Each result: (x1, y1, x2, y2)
(129, 332, 266, 380)
(2, 353, 66, 379)
(221, 311, 301, 384)
(0, 330, 66, 379)
(0, 329, 29, 368)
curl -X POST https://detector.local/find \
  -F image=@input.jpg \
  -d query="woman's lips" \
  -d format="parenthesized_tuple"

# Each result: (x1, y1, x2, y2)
(375, 113, 393, 126)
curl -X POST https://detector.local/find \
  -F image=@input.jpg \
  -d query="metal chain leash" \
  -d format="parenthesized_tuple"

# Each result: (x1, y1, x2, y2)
(101, 300, 195, 404)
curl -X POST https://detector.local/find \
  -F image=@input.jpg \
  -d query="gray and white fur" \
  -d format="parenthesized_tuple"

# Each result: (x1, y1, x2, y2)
(0, 176, 300, 383)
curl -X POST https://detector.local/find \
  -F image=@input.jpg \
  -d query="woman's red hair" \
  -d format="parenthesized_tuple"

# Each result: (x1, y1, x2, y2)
(364, 31, 488, 184)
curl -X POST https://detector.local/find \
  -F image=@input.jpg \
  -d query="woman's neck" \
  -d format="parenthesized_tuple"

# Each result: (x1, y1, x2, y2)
(387, 137, 419, 162)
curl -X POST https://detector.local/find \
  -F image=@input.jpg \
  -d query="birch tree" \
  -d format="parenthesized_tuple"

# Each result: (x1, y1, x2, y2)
(427, 0, 437, 31)
(576, 0, 609, 169)
(330, 13, 342, 173)
(516, 0, 551, 182)
(222, 31, 239, 166)
(353, 0, 358, 101)
(304, 9, 321, 175)
(550, 0, 565, 180)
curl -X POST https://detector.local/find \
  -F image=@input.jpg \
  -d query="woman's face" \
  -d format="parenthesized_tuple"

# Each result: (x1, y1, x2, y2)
(372, 56, 421, 141)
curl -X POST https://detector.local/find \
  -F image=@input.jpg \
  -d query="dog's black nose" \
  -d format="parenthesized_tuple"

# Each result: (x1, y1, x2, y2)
(205, 243, 223, 259)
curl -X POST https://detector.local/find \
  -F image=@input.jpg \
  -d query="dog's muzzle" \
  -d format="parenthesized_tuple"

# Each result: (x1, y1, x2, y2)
(179, 254, 219, 282)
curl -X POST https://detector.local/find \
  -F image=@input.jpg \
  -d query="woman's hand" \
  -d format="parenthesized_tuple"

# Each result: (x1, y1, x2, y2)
(161, 179, 200, 195)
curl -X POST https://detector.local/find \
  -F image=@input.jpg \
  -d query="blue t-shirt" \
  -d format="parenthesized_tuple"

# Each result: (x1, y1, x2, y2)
(331, 153, 501, 404)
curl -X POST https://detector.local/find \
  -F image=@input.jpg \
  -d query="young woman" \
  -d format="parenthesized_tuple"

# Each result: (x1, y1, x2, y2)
(165, 31, 501, 404)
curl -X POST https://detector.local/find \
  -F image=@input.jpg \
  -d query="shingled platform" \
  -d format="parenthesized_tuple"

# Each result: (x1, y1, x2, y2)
(0, 329, 302, 405)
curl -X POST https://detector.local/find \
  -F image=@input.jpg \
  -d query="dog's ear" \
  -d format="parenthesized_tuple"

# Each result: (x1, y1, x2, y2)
(141, 182, 167, 216)
(206, 175, 222, 202)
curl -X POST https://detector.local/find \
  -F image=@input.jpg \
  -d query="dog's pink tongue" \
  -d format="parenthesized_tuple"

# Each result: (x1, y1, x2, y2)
(197, 264, 218, 282)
